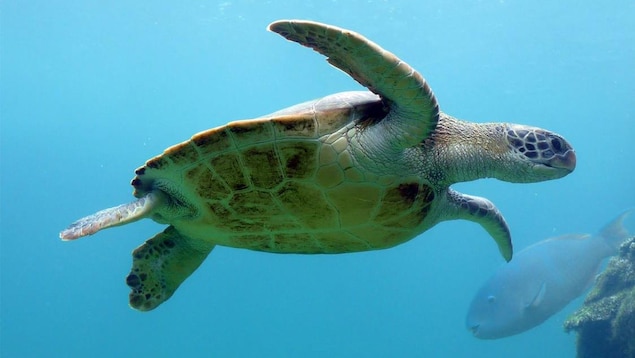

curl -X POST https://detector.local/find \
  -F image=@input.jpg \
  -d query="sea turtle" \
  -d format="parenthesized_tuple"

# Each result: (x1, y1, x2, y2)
(60, 20, 576, 311)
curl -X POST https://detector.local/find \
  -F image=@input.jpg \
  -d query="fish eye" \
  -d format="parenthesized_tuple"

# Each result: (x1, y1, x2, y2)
(487, 295, 496, 303)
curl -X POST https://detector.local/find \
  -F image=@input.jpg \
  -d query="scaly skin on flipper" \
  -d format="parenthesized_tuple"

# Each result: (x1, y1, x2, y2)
(126, 225, 215, 311)
(269, 20, 439, 148)
(445, 189, 512, 261)
(59, 193, 162, 241)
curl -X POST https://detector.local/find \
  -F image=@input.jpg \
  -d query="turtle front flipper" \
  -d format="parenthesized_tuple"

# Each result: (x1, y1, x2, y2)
(444, 189, 513, 261)
(269, 20, 439, 147)
(126, 225, 214, 311)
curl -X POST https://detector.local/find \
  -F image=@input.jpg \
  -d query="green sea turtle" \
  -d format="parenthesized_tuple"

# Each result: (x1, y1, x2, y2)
(60, 20, 576, 311)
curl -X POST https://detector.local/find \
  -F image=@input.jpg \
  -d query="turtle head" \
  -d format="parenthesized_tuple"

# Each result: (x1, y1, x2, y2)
(502, 124, 576, 182)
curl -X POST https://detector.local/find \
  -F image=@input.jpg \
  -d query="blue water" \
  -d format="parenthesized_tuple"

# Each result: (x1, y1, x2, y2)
(2, 1, 634, 357)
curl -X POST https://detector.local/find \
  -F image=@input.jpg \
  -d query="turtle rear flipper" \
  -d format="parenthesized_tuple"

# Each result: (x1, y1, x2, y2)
(126, 226, 215, 311)
(60, 193, 162, 241)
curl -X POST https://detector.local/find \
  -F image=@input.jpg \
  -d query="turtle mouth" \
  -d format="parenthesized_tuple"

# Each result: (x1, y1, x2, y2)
(542, 148, 576, 172)
(527, 148, 576, 180)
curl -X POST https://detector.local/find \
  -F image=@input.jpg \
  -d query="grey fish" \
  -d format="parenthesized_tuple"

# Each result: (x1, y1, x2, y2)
(465, 211, 632, 339)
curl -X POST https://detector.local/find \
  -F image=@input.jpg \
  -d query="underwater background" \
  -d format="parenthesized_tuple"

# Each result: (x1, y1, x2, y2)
(1, 1, 634, 357)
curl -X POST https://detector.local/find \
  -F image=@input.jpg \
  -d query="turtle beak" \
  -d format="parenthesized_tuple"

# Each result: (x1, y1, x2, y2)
(531, 147, 576, 180)
(536, 133, 576, 177)
(549, 147, 576, 172)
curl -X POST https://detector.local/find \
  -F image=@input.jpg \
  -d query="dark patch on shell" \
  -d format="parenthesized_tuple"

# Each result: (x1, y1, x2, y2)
(397, 183, 420, 204)
(375, 183, 434, 229)
(271, 116, 317, 138)
(287, 155, 301, 171)
(210, 153, 250, 191)
(227, 120, 276, 148)
(278, 142, 318, 179)
(192, 129, 233, 157)
(242, 144, 284, 189)
(187, 166, 231, 201)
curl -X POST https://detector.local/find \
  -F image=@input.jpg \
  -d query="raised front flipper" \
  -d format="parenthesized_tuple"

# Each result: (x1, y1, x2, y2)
(269, 20, 439, 148)
(126, 226, 215, 311)
(445, 189, 513, 261)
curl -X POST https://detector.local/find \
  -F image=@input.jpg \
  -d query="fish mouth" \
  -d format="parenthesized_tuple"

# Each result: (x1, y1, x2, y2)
(469, 324, 480, 336)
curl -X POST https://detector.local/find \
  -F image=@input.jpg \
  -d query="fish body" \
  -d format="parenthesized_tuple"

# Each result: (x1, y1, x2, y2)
(466, 211, 632, 339)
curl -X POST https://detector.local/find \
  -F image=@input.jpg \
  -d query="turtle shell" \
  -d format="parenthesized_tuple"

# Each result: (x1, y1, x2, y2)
(131, 94, 435, 254)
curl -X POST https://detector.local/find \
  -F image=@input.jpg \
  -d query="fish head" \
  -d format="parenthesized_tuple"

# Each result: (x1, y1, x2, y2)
(465, 276, 543, 339)
(465, 290, 519, 339)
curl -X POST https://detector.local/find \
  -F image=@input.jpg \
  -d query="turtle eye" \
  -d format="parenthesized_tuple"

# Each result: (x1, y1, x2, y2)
(550, 135, 564, 153)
